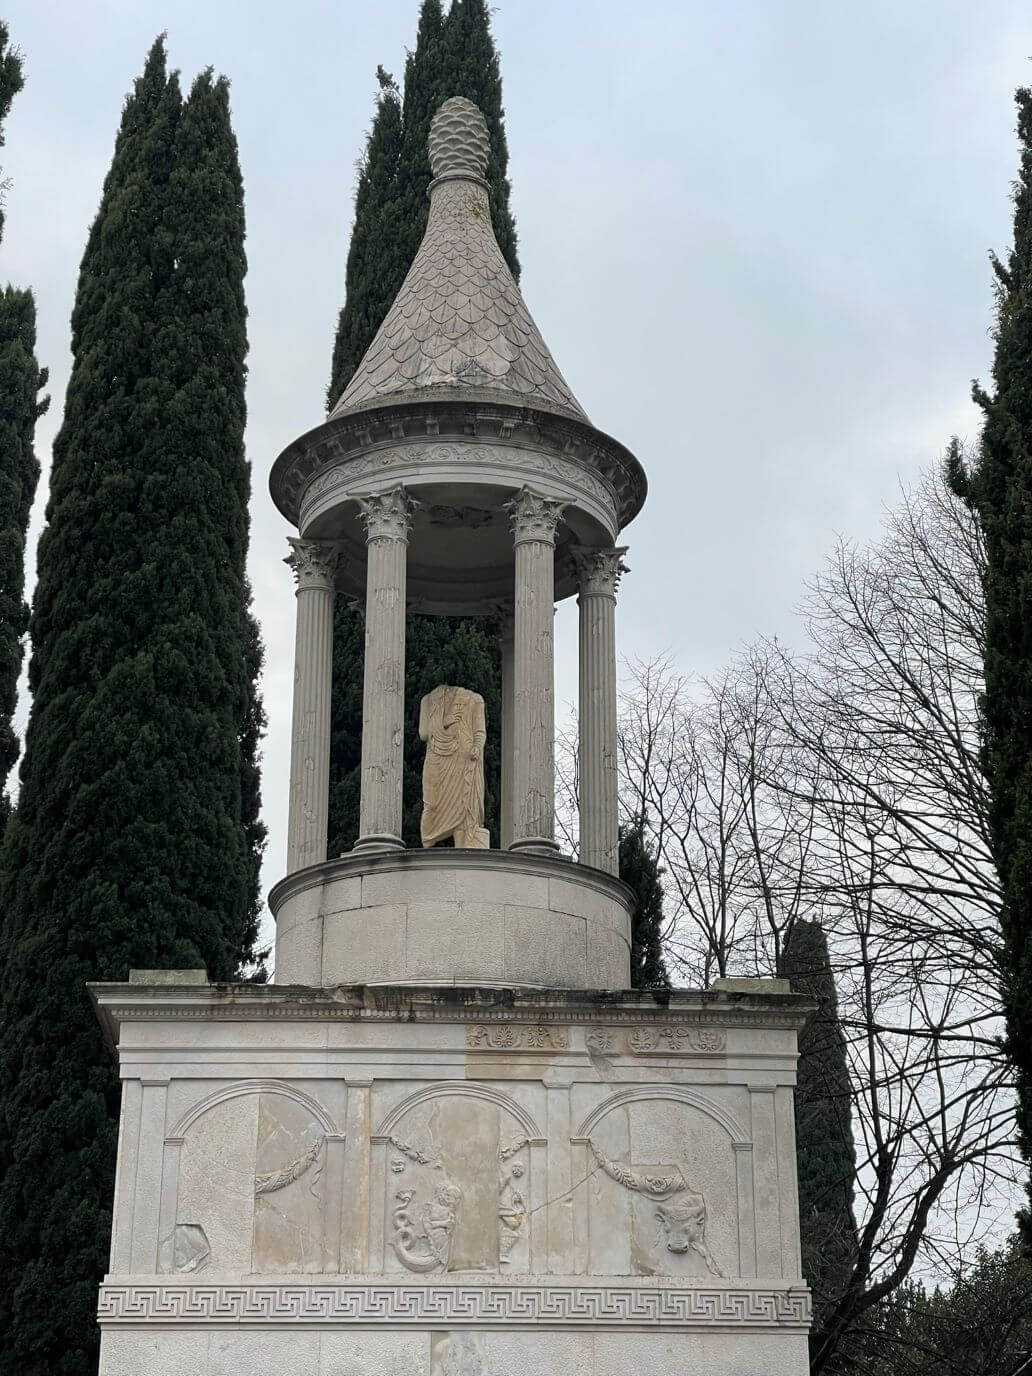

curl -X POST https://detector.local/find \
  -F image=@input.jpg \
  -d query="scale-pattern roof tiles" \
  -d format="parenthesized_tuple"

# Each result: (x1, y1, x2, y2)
(331, 98, 589, 424)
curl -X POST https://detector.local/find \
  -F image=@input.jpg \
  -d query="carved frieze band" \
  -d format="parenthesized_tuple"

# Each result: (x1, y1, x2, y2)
(97, 1282, 811, 1328)
(585, 1025, 727, 1055)
(466, 1024, 569, 1051)
(298, 443, 620, 531)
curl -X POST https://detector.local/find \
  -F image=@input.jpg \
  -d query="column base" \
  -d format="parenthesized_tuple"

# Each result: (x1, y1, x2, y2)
(352, 833, 406, 855)
(508, 837, 563, 858)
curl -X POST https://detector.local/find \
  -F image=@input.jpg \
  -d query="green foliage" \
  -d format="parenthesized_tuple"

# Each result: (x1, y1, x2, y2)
(0, 19, 26, 242)
(860, 1243, 1032, 1375)
(619, 821, 670, 989)
(949, 88, 1032, 1246)
(779, 920, 858, 1371)
(0, 287, 46, 832)
(326, 0, 518, 853)
(326, 88, 403, 411)
(0, 24, 48, 833)
(0, 40, 264, 1371)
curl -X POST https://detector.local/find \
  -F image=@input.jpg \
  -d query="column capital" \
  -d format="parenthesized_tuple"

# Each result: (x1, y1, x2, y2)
(356, 486, 419, 544)
(285, 538, 341, 592)
(572, 545, 629, 599)
(505, 487, 567, 546)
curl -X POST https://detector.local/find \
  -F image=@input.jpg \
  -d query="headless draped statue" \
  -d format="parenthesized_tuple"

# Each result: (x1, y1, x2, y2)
(419, 685, 490, 849)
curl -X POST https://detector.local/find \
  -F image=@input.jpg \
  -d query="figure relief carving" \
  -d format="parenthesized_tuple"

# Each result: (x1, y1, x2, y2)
(284, 537, 341, 591)
(419, 685, 489, 849)
(587, 1137, 727, 1279)
(430, 1331, 485, 1376)
(157, 1222, 210, 1275)
(391, 1180, 463, 1274)
(497, 1145, 528, 1266)
(355, 485, 419, 543)
(505, 486, 567, 545)
(571, 544, 629, 598)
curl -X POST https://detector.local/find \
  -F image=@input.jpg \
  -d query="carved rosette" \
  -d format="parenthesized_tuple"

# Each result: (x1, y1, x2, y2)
(572, 545, 629, 600)
(285, 538, 341, 592)
(356, 485, 419, 544)
(505, 486, 567, 546)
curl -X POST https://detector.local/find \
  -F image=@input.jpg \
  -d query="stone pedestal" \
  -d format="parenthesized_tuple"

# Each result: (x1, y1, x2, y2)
(91, 979, 811, 1376)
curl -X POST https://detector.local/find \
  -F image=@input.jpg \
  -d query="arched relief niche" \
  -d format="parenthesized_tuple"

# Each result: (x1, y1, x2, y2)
(373, 1083, 545, 1276)
(163, 1080, 342, 1277)
(573, 1086, 748, 1280)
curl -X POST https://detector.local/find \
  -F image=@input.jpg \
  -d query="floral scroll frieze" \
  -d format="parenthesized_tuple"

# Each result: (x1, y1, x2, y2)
(466, 1024, 569, 1051)
(585, 1025, 726, 1056)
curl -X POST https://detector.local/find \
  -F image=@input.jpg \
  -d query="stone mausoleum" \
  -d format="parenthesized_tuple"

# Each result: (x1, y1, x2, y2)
(91, 98, 812, 1375)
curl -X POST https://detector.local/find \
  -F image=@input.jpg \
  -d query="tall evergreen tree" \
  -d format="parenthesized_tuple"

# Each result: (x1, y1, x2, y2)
(0, 23, 47, 832)
(619, 821, 670, 989)
(0, 41, 263, 1371)
(779, 919, 858, 1371)
(325, 0, 516, 853)
(949, 88, 1032, 1244)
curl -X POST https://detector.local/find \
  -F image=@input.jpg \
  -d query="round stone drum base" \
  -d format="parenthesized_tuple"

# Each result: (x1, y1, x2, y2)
(269, 849, 633, 988)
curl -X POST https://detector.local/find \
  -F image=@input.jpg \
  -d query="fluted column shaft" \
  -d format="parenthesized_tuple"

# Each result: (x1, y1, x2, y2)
(574, 547, 628, 874)
(285, 539, 340, 874)
(506, 488, 566, 854)
(355, 487, 417, 853)
(500, 610, 515, 850)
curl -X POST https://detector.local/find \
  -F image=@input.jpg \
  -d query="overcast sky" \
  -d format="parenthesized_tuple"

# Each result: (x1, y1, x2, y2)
(2, 0, 1031, 950)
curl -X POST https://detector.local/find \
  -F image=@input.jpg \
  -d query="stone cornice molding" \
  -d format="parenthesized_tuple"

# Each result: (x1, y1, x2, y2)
(571, 544, 629, 599)
(97, 1280, 812, 1330)
(506, 486, 568, 546)
(285, 538, 341, 592)
(355, 486, 419, 544)
(270, 401, 647, 534)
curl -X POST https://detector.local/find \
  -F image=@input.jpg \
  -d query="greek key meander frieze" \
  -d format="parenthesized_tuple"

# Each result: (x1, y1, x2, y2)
(97, 1283, 811, 1328)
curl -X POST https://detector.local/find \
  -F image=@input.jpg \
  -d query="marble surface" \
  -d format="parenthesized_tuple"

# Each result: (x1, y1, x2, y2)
(92, 981, 810, 1374)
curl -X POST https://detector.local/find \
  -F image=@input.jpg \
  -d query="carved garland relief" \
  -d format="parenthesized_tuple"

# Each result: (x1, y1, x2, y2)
(298, 443, 620, 531)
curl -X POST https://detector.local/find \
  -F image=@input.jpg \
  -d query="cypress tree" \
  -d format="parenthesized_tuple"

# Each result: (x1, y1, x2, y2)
(0, 40, 262, 1371)
(325, 0, 517, 852)
(949, 89, 1032, 1244)
(619, 821, 670, 988)
(779, 919, 858, 1370)
(326, 77, 403, 412)
(0, 22, 47, 832)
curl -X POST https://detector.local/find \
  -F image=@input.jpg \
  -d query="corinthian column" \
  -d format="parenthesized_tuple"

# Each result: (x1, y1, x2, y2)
(573, 546, 628, 874)
(499, 608, 515, 850)
(505, 487, 566, 854)
(285, 538, 341, 874)
(354, 486, 417, 853)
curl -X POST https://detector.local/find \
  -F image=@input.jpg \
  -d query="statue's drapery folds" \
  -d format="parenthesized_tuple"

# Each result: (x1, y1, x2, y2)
(419, 684, 489, 849)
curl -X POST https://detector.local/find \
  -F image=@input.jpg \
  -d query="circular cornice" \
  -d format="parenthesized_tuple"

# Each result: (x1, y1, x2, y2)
(270, 396, 647, 535)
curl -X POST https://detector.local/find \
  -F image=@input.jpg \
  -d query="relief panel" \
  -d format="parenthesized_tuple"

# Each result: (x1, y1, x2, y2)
(583, 1097, 740, 1279)
(168, 1085, 335, 1277)
(380, 1090, 534, 1276)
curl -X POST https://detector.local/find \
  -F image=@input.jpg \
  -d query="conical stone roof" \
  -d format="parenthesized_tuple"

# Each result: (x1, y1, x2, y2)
(330, 96, 589, 424)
